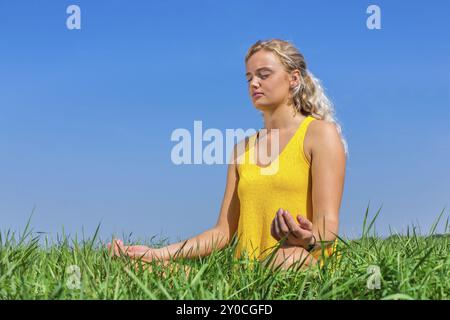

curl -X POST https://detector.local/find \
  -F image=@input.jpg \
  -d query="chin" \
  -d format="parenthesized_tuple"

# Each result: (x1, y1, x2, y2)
(253, 102, 274, 112)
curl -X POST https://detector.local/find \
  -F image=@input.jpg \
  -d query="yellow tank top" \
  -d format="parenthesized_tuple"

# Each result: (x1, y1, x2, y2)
(234, 115, 338, 264)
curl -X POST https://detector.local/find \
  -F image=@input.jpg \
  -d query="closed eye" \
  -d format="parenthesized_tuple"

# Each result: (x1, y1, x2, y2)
(246, 74, 269, 83)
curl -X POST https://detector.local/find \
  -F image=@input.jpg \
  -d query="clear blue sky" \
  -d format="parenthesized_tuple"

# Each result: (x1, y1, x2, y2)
(1, 0, 449, 244)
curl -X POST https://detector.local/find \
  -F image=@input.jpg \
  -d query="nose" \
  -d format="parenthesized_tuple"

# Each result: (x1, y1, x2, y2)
(250, 78, 260, 89)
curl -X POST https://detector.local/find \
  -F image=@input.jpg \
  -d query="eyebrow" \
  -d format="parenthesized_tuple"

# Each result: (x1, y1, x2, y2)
(245, 67, 273, 77)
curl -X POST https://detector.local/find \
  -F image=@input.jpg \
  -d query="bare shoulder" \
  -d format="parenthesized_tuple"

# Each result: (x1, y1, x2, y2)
(304, 119, 344, 164)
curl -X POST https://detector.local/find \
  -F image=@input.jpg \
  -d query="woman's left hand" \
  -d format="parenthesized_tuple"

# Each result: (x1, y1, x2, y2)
(270, 208, 314, 249)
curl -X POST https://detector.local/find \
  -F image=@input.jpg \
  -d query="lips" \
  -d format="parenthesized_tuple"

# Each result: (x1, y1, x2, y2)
(253, 92, 263, 97)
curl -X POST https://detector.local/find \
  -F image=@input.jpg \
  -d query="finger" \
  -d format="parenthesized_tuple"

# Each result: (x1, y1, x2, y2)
(110, 239, 118, 256)
(270, 217, 277, 240)
(273, 212, 282, 241)
(272, 208, 284, 240)
(109, 242, 120, 257)
(273, 216, 280, 241)
(282, 212, 301, 238)
(108, 242, 116, 255)
(114, 239, 126, 256)
(110, 239, 125, 257)
(117, 239, 125, 252)
(278, 210, 290, 237)
(297, 215, 312, 228)
(107, 243, 114, 256)
(114, 240, 120, 257)
(119, 243, 130, 256)
(297, 215, 313, 230)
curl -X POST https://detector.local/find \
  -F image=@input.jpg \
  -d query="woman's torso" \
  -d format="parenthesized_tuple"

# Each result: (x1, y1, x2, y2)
(234, 115, 316, 261)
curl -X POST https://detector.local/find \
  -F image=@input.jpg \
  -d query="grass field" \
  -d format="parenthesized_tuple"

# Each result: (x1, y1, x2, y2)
(0, 207, 448, 300)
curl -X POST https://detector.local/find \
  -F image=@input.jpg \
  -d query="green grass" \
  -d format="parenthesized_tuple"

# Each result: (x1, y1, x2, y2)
(0, 206, 448, 300)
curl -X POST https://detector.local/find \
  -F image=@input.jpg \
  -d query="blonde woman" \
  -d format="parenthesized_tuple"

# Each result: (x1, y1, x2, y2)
(108, 39, 347, 273)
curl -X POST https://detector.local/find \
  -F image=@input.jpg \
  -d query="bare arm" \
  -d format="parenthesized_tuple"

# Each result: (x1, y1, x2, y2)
(130, 144, 241, 262)
(309, 121, 346, 247)
(155, 228, 228, 261)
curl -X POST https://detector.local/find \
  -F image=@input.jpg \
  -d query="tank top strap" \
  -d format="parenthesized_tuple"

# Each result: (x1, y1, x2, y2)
(296, 115, 316, 144)
(286, 115, 316, 156)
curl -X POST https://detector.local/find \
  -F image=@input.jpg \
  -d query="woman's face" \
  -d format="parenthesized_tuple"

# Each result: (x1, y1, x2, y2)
(245, 50, 295, 112)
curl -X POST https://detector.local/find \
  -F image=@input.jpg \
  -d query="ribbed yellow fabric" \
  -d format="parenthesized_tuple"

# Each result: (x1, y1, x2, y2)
(234, 115, 338, 267)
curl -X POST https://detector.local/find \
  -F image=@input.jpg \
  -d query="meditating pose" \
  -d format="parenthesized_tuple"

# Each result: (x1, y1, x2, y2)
(108, 38, 347, 273)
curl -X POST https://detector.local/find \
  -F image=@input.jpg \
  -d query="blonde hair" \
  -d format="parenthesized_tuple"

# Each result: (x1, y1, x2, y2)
(245, 39, 349, 158)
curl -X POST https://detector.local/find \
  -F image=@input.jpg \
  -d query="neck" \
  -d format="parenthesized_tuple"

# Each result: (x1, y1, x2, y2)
(261, 103, 305, 131)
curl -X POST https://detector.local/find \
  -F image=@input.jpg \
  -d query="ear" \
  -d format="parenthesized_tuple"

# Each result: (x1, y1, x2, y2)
(290, 69, 301, 88)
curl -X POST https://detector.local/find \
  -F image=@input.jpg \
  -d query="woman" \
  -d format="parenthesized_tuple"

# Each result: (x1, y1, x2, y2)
(108, 39, 347, 273)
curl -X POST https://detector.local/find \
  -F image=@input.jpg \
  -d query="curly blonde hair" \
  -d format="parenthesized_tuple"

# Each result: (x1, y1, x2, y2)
(245, 38, 349, 158)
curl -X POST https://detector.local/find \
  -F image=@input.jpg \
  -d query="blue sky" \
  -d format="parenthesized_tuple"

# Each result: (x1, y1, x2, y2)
(1, 0, 449, 244)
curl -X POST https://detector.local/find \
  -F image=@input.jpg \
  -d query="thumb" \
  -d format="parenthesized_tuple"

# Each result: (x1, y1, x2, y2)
(297, 215, 313, 230)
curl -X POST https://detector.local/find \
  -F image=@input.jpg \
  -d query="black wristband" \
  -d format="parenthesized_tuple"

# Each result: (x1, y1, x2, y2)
(306, 234, 317, 252)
